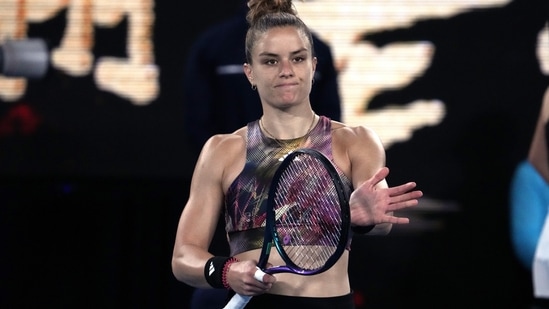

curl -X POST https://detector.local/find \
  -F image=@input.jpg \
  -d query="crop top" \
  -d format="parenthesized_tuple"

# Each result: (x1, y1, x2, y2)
(224, 116, 354, 256)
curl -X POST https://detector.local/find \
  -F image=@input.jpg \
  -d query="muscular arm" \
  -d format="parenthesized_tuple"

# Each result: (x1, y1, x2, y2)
(332, 122, 422, 235)
(171, 134, 243, 288)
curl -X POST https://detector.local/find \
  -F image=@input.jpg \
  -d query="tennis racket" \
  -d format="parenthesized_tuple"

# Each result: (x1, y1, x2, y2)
(223, 148, 351, 309)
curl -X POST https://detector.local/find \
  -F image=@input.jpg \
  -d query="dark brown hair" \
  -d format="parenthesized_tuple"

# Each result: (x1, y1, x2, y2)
(245, 0, 315, 63)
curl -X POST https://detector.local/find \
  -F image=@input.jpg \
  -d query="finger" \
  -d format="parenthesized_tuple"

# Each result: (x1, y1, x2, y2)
(387, 199, 419, 212)
(390, 190, 423, 204)
(391, 216, 410, 224)
(368, 167, 389, 187)
(388, 182, 418, 196)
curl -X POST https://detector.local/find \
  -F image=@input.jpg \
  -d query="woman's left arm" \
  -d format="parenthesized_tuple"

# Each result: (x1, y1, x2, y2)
(333, 124, 423, 235)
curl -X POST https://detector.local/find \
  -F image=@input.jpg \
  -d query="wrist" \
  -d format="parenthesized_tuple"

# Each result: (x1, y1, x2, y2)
(204, 256, 236, 289)
(222, 257, 239, 290)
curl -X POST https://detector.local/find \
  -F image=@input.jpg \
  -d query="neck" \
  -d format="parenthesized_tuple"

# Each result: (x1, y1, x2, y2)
(260, 112, 317, 140)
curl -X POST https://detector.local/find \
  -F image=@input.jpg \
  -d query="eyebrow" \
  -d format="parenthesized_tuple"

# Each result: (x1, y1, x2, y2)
(258, 48, 308, 58)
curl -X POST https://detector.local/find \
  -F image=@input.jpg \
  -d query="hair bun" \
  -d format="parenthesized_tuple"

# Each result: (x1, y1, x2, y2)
(246, 0, 297, 25)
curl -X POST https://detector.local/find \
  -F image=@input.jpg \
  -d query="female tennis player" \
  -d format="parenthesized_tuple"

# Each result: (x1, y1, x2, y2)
(172, 0, 423, 307)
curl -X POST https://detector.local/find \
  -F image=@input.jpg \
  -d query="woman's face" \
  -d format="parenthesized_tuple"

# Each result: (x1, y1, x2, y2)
(244, 26, 317, 109)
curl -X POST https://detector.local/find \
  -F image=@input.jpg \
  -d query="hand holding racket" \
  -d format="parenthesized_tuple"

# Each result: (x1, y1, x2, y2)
(223, 149, 351, 309)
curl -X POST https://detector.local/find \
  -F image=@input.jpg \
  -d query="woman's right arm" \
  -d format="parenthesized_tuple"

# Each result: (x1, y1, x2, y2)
(171, 135, 233, 288)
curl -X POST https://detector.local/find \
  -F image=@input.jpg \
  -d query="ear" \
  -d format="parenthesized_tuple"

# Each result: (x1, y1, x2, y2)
(312, 57, 317, 74)
(243, 63, 254, 85)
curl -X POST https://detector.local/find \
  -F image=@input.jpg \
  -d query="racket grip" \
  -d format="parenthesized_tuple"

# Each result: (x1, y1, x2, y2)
(254, 267, 267, 282)
(223, 293, 252, 309)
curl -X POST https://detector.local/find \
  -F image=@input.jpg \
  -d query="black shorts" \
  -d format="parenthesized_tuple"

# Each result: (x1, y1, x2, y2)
(230, 292, 355, 309)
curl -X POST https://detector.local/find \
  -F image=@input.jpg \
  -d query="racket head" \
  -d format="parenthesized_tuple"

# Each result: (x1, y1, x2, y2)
(265, 148, 350, 275)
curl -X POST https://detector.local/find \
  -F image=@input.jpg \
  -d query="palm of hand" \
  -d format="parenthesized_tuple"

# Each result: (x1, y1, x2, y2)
(349, 167, 422, 226)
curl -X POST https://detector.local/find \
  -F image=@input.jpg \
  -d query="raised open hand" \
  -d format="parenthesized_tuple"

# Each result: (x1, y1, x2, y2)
(349, 167, 423, 227)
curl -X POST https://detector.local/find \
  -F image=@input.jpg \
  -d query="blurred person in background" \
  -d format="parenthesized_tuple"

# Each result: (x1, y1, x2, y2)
(511, 85, 549, 309)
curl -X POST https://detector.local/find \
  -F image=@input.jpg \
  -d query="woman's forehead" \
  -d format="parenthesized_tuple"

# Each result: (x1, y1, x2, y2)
(253, 27, 311, 55)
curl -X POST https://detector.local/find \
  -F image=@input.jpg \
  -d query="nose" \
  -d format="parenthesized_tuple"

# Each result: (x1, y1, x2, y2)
(279, 60, 294, 77)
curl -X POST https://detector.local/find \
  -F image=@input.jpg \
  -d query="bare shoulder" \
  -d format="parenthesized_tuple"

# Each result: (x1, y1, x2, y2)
(197, 128, 247, 190)
(330, 120, 386, 180)
(204, 129, 245, 149)
(200, 128, 246, 165)
(330, 120, 384, 149)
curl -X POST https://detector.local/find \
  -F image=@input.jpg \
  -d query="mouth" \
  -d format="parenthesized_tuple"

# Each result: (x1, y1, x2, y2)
(275, 82, 298, 88)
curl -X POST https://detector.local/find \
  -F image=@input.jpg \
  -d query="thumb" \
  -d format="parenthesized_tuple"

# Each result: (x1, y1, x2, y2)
(369, 167, 389, 186)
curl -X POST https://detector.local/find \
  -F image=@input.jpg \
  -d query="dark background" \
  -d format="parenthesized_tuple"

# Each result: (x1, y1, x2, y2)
(1, 0, 548, 308)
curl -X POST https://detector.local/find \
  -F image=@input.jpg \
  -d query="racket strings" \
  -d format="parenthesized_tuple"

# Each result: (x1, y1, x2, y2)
(273, 154, 344, 270)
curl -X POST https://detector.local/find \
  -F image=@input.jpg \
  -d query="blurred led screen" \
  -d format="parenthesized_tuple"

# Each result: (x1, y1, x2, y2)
(0, 0, 547, 177)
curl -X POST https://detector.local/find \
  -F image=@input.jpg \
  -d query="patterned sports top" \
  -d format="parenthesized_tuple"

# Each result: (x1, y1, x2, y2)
(224, 116, 354, 256)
